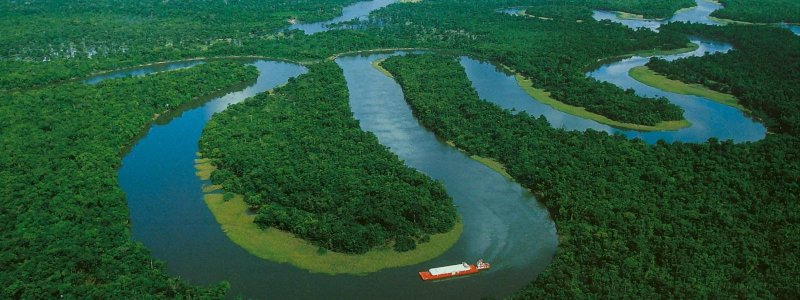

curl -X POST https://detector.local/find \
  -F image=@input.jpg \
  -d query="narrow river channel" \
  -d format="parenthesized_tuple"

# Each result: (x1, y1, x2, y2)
(463, 38, 766, 144)
(289, 0, 398, 34)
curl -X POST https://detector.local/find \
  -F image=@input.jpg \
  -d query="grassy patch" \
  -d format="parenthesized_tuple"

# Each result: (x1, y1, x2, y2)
(194, 157, 217, 180)
(616, 11, 662, 21)
(371, 58, 395, 78)
(629, 66, 746, 111)
(708, 16, 757, 25)
(514, 74, 691, 131)
(444, 141, 513, 179)
(195, 159, 462, 275)
(630, 42, 699, 57)
(470, 155, 513, 179)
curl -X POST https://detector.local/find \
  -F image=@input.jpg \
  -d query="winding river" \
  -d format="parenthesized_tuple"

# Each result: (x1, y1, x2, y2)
(289, 0, 398, 34)
(102, 0, 773, 298)
(113, 53, 557, 298)
(592, 0, 799, 36)
(464, 38, 765, 144)
(592, 0, 722, 32)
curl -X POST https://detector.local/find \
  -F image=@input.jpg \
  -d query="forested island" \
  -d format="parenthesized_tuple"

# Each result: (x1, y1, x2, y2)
(649, 23, 800, 134)
(199, 62, 458, 254)
(2, 0, 799, 298)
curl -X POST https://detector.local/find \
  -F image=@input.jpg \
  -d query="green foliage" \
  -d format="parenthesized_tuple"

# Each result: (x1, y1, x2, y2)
(1, 0, 691, 127)
(199, 63, 457, 254)
(382, 53, 800, 298)
(653, 23, 800, 134)
(0, 0, 359, 90)
(370, 0, 688, 125)
(580, 0, 695, 19)
(4, 0, 798, 297)
(712, 0, 800, 23)
(0, 62, 257, 298)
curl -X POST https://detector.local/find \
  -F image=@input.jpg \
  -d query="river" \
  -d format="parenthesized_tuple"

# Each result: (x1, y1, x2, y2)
(463, 38, 766, 144)
(110, 52, 557, 298)
(592, 0, 799, 36)
(289, 0, 398, 34)
(592, 0, 722, 32)
(105, 0, 769, 298)
(496, 0, 765, 142)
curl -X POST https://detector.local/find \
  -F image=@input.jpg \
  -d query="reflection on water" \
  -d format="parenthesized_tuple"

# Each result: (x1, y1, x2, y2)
(288, 0, 398, 34)
(84, 60, 204, 84)
(105, 52, 557, 299)
(463, 38, 766, 143)
(592, 0, 722, 31)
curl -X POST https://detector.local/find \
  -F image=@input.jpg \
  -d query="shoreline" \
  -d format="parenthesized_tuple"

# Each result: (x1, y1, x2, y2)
(628, 65, 747, 111)
(194, 156, 463, 275)
(512, 73, 690, 131)
(499, 43, 702, 132)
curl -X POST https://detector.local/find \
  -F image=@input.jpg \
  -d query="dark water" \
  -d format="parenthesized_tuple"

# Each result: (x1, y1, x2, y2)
(84, 60, 204, 84)
(593, 0, 800, 37)
(108, 2, 765, 295)
(288, 0, 398, 35)
(463, 38, 766, 143)
(108, 53, 557, 299)
(592, 0, 722, 31)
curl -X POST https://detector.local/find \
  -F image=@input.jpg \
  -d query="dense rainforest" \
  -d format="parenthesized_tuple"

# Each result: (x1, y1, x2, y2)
(199, 63, 457, 254)
(381, 53, 799, 298)
(0, 0, 360, 90)
(369, 0, 689, 125)
(3, 0, 800, 298)
(712, 0, 800, 23)
(651, 23, 800, 135)
(579, 0, 694, 19)
(1, 0, 691, 127)
(0, 61, 257, 298)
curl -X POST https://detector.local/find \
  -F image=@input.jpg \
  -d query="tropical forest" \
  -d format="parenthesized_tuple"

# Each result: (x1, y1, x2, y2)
(1, 0, 798, 299)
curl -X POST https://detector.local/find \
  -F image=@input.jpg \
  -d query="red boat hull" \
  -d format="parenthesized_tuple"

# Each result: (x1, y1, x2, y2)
(418, 264, 479, 281)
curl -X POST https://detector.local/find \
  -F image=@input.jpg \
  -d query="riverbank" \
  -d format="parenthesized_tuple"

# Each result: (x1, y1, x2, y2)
(513, 74, 690, 131)
(629, 66, 746, 111)
(371, 58, 394, 78)
(443, 141, 513, 180)
(195, 157, 462, 275)
(615, 11, 664, 21)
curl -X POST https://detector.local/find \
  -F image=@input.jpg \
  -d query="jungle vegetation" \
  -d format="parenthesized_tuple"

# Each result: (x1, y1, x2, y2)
(0, 61, 257, 298)
(580, 0, 694, 19)
(652, 23, 800, 134)
(381, 53, 799, 298)
(199, 63, 457, 254)
(3, 0, 800, 298)
(2, 0, 691, 127)
(711, 0, 800, 23)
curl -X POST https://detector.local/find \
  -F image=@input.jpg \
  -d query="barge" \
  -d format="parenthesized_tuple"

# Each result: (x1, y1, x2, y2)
(418, 259, 491, 281)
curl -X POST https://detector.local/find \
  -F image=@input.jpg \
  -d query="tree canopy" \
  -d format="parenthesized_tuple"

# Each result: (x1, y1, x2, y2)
(382, 53, 800, 298)
(0, 61, 257, 298)
(199, 62, 457, 254)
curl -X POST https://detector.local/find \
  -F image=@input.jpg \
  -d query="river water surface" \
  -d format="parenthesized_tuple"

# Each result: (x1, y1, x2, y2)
(111, 53, 558, 298)
(289, 0, 398, 34)
(108, 0, 771, 298)
(463, 38, 765, 144)
(592, 0, 722, 31)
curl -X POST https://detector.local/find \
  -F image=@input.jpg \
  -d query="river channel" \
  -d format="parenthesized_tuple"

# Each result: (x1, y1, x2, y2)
(111, 52, 558, 298)
(104, 0, 771, 298)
